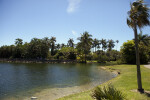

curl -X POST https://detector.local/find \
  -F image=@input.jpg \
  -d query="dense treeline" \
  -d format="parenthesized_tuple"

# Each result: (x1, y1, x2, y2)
(121, 32, 150, 64)
(0, 31, 120, 63)
(0, 31, 149, 64)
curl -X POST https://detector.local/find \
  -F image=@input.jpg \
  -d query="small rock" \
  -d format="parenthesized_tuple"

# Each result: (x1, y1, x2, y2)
(31, 97, 37, 100)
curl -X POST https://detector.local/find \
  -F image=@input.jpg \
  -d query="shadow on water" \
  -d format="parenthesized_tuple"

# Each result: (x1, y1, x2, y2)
(0, 63, 114, 99)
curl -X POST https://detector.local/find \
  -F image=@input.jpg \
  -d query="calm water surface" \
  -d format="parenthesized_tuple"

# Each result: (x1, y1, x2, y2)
(0, 63, 114, 100)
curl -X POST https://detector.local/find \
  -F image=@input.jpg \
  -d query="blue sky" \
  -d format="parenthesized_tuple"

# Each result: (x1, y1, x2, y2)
(0, 0, 150, 50)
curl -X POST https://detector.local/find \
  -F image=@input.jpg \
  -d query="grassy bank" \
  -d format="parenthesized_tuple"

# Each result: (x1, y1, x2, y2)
(58, 65, 150, 100)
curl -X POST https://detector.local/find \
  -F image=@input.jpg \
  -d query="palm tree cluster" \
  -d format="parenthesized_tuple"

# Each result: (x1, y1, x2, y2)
(0, 31, 119, 62)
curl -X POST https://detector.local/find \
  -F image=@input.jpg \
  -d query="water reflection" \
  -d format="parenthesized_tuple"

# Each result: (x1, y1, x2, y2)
(0, 63, 113, 99)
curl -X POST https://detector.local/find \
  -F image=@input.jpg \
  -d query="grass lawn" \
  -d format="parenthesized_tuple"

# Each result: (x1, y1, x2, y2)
(58, 65, 150, 100)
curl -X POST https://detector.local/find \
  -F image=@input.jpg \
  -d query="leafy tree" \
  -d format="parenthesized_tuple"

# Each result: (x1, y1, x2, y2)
(127, 0, 150, 93)
(121, 40, 149, 64)
(50, 37, 56, 56)
(58, 47, 77, 60)
(14, 38, 23, 58)
(61, 43, 65, 48)
(28, 38, 42, 58)
(41, 37, 50, 58)
(67, 38, 74, 47)
(77, 31, 93, 63)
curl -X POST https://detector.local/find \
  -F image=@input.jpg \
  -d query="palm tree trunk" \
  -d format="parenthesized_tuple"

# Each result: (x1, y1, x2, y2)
(134, 23, 144, 93)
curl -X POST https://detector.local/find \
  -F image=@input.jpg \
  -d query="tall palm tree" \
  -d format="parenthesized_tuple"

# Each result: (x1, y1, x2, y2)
(127, 0, 150, 93)
(77, 31, 93, 63)
(93, 38, 99, 52)
(50, 37, 56, 56)
(67, 38, 74, 47)
(101, 38, 107, 52)
(116, 40, 119, 51)
(107, 39, 115, 51)
(15, 38, 23, 46)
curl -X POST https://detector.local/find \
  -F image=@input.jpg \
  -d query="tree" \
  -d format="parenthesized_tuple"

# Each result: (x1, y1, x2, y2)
(67, 38, 74, 47)
(28, 38, 42, 58)
(61, 43, 65, 48)
(93, 38, 99, 52)
(77, 31, 93, 63)
(101, 38, 107, 52)
(15, 38, 23, 46)
(127, 0, 150, 93)
(50, 37, 56, 56)
(136, 32, 150, 46)
(14, 38, 23, 58)
(58, 47, 77, 60)
(41, 37, 50, 58)
(116, 40, 119, 50)
(107, 39, 115, 51)
(121, 40, 149, 64)
(56, 43, 61, 50)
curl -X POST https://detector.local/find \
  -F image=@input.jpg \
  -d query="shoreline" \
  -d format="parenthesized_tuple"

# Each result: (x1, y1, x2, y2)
(0, 58, 77, 64)
(26, 66, 118, 100)
(56, 66, 120, 100)
(1, 66, 117, 100)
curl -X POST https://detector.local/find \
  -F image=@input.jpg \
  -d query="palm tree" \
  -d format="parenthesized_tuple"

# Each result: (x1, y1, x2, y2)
(137, 31, 150, 46)
(67, 38, 74, 47)
(107, 39, 115, 51)
(116, 40, 119, 51)
(61, 43, 65, 48)
(101, 38, 107, 52)
(56, 43, 61, 50)
(15, 38, 23, 46)
(93, 38, 99, 52)
(77, 31, 93, 63)
(50, 37, 56, 56)
(127, 0, 150, 93)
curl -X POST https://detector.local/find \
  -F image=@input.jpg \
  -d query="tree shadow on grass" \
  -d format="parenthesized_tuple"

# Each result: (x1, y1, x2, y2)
(131, 89, 150, 98)
(145, 91, 150, 97)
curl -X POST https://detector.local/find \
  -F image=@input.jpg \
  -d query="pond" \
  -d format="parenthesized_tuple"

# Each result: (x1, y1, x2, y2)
(0, 63, 115, 100)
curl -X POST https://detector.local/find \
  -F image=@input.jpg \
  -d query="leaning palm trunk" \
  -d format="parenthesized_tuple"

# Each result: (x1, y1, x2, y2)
(134, 22, 144, 93)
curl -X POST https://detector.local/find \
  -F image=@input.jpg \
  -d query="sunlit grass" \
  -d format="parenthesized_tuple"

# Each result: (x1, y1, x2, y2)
(58, 65, 150, 100)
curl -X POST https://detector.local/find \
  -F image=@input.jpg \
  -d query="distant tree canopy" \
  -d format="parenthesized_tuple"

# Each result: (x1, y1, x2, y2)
(121, 40, 149, 64)
(0, 31, 120, 62)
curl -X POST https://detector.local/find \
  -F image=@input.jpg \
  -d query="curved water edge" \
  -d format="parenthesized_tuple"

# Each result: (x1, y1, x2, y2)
(0, 63, 116, 100)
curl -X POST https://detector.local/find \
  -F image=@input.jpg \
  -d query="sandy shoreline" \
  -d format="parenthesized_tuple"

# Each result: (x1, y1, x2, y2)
(23, 82, 103, 100)
(2, 66, 115, 100)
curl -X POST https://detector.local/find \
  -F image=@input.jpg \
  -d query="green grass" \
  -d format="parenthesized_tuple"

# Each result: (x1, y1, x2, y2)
(58, 65, 150, 100)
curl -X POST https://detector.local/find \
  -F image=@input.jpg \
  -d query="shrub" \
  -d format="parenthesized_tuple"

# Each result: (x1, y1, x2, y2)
(92, 85, 125, 100)
(121, 40, 149, 64)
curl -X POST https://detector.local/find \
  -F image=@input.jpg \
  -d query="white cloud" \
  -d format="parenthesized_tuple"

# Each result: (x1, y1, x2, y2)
(72, 30, 78, 37)
(67, 0, 81, 13)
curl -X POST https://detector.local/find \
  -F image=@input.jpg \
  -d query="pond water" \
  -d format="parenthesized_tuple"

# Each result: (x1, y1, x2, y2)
(0, 63, 114, 100)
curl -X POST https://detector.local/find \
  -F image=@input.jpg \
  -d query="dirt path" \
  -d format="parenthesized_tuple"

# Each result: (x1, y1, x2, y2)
(144, 65, 150, 69)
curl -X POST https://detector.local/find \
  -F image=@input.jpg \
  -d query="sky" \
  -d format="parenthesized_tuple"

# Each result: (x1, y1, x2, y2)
(0, 0, 150, 50)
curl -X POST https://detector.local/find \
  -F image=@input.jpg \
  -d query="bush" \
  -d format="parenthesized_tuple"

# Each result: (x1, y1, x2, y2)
(98, 55, 109, 63)
(92, 85, 125, 100)
(121, 40, 149, 64)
